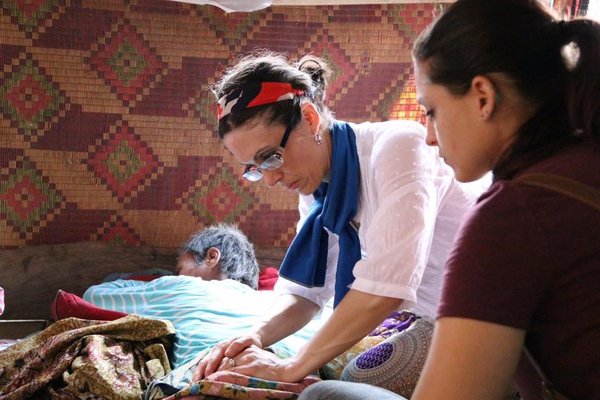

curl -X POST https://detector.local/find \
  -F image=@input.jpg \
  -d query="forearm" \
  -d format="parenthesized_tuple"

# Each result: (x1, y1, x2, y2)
(250, 294, 320, 348)
(412, 318, 525, 400)
(288, 290, 403, 380)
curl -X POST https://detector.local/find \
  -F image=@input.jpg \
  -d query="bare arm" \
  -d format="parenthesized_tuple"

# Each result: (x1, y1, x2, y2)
(412, 317, 525, 400)
(230, 289, 403, 382)
(247, 293, 320, 349)
(194, 293, 319, 379)
(292, 290, 402, 376)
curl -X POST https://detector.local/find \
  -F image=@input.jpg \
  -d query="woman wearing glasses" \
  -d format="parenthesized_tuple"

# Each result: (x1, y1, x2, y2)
(193, 53, 484, 396)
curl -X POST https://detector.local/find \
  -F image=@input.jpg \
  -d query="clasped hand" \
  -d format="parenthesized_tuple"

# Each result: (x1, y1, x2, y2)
(193, 335, 296, 382)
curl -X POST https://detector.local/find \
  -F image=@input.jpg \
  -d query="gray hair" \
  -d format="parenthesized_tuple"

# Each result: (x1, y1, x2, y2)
(181, 224, 259, 289)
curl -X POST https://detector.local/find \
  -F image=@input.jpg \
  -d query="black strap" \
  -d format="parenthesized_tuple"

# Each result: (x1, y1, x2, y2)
(515, 173, 597, 400)
(523, 348, 572, 400)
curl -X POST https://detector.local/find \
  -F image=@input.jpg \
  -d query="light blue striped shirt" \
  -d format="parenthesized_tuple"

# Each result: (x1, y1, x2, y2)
(84, 275, 329, 367)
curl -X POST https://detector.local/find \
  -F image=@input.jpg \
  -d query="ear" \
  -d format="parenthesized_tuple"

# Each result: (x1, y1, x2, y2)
(301, 102, 321, 136)
(205, 247, 221, 269)
(471, 75, 499, 121)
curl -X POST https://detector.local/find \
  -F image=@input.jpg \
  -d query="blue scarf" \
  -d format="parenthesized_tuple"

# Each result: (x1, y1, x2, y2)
(278, 121, 361, 307)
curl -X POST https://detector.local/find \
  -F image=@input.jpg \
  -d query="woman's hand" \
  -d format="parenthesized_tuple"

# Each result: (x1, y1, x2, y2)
(215, 345, 301, 382)
(193, 334, 263, 380)
(194, 295, 318, 381)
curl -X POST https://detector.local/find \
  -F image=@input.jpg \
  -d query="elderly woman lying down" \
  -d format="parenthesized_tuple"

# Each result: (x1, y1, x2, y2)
(83, 274, 332, 399)
(0, 225, 329, 399)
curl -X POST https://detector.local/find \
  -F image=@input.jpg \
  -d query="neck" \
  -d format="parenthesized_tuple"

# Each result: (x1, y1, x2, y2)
(321, 126, 334, 183)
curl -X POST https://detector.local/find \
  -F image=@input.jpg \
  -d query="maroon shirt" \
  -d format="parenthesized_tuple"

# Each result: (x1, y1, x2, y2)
(438, 142, 600, 400)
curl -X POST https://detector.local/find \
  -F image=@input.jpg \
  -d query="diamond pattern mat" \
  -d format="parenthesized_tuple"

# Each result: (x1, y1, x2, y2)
(1, 0, 585, 250)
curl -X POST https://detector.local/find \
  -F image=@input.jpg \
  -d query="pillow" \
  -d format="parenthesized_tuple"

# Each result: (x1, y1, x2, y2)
(258, 267, 279, 290)
(320, 335, 385, 379)
(0, 286, 4, 316)
(50, 290, 128, 321)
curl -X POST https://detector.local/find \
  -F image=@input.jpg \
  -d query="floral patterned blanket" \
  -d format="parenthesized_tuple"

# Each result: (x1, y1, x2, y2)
(0, 315, 174, 400)
(163, 372, 320, 400)
(146, 311, 420, 400)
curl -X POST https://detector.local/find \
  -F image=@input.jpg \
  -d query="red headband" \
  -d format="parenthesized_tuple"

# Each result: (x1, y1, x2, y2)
(217, 82, 304, 121)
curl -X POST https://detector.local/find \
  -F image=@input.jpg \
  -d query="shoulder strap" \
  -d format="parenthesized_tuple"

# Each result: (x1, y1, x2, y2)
(515, 172, 594, 400)
(524, 348, 572, 400)
(515, 173, 600, 212)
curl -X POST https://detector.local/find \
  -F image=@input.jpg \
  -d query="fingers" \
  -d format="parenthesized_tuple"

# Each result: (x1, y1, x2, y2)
(200, 348, 295, 383)
(193, 337, 261, 381)
(207, 355, 253, 379)
(211, 355, 234, 373)
(193, 341, 228, 380)
(227, 355, 237, 368)
(223, 336, 261, 358)
(207, 347, 290, 382)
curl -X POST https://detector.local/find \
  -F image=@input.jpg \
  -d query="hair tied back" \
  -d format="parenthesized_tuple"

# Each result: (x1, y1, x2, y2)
(296, 55, 332, 102)
(298, 57, 324, 72)
(561, 41, 580, 71)
(554, 20, 579, 71)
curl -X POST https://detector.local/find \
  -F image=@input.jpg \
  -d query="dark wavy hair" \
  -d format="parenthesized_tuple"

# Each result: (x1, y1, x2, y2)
(413, 0, 600, 179)
(213, 51, 334, 139)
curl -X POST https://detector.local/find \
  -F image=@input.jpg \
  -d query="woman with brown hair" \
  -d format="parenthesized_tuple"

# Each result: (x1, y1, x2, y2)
(300, 0, 600, 399)
(192, 52, 483, 397)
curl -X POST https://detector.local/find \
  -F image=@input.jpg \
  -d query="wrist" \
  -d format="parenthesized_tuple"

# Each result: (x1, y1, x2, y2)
(284, 353, 319, 382)
(251, 321, 276, 347)
(281, 355, 305, 382)
(247, 329, 265, 348)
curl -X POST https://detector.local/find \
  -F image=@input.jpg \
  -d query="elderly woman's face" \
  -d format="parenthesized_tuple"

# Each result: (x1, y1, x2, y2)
(222, 113, 329, 195)
(176, 252, 219, 280)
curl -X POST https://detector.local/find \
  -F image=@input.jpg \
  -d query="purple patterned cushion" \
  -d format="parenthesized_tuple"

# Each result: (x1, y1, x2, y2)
(355, 342, 394, 369)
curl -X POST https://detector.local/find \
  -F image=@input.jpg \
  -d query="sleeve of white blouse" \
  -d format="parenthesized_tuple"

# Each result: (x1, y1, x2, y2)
(351, 121, 441, 307)
(274, 194, 338, 310)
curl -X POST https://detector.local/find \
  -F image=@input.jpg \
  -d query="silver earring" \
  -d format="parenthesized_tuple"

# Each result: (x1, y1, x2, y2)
(314, 133, 323, 145)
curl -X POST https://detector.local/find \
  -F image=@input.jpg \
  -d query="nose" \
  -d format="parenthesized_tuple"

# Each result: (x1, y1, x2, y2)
(425, 121, 438, 147)
(262, 170, 283, 188)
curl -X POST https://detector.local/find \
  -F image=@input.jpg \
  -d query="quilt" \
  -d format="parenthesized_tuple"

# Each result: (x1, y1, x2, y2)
(0, 315, 174, 400)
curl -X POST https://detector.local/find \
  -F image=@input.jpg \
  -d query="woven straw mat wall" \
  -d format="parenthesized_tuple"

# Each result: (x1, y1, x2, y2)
(0, 0, 438, 252)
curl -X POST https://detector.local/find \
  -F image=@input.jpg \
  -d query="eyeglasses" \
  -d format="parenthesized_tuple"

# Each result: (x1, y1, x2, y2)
(242, 117, 295, 182)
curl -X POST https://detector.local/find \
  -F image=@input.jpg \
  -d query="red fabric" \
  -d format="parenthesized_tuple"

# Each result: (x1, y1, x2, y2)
(50, 290, 128, 321)
(0, 286, 4, 316)
(258, 267, 279, 291)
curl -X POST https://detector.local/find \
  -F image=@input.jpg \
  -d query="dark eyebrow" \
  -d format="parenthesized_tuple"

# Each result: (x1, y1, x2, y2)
(242, 146, 276, 166)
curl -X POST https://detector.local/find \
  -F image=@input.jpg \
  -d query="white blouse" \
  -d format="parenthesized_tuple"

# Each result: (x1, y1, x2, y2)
(274, 120, 488, 318)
